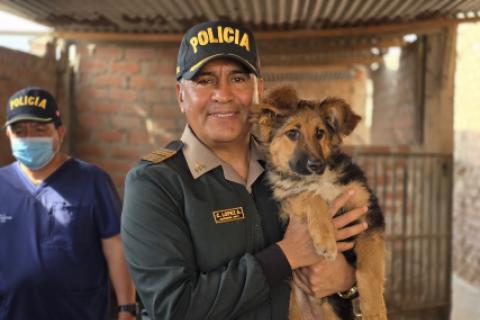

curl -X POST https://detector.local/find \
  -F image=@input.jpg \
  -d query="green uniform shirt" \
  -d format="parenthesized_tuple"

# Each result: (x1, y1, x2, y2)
(122, 127, 291, 320)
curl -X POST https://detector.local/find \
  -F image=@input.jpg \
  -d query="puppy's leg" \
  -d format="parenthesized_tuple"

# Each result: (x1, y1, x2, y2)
(354, 231, 387, 320)
(284, 192, 337, 260)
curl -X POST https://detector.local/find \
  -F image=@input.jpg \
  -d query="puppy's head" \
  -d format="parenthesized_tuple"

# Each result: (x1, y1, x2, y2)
(252, 87, 361, 176)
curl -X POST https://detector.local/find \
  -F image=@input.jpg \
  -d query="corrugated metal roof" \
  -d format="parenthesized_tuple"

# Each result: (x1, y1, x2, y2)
(0, 0, 479, 34)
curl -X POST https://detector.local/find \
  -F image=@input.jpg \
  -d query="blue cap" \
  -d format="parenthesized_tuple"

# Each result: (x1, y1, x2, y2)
(5, 87, 61, 127)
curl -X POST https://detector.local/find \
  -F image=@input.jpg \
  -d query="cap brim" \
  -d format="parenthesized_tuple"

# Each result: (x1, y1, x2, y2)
(180, 53, 260, 80)
(4, 115, 53, 127)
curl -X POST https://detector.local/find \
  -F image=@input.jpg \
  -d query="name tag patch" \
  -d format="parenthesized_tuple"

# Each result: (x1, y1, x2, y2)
(213, 207, 245, 224)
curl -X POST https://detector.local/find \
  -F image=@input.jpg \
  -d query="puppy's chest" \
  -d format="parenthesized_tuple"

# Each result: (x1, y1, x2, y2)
(267, 169, 344, 204)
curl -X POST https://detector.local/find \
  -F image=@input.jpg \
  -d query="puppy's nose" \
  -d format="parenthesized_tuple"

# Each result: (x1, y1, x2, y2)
(307, 159, 325, 174)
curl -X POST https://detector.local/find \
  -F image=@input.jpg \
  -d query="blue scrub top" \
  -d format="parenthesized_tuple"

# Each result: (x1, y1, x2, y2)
(0, 159, 121, 320)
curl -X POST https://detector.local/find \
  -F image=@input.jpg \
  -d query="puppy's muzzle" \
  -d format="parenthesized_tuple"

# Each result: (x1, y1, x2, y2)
(307, 159, 326, 174)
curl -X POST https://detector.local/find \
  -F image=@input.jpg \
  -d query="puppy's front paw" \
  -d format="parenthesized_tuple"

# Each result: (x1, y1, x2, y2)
(313, 239, 337, 261)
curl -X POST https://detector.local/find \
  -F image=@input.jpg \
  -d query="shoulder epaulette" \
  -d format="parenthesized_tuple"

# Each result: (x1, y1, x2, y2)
(141, 148, 177, 164)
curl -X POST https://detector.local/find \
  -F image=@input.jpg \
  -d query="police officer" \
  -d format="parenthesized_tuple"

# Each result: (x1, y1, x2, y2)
(121, 20, 367, 320)
(0, 87, 136, 320)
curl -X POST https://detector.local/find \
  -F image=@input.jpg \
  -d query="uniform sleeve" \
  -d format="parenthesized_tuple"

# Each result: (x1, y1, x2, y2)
(93, 169, 122, 238)
(121, 165, 280, 320)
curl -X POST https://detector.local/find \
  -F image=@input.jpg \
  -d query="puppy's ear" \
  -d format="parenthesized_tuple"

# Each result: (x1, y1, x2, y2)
(250, 103, 279, 143)
(262, 86, 299, 114)
(321, 97, 361, 137)
(250, 86, 299, 143)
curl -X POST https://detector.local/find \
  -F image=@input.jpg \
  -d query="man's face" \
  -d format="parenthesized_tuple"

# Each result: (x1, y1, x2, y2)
(176, 58, 263, 148)
(6, 121, 65, 152)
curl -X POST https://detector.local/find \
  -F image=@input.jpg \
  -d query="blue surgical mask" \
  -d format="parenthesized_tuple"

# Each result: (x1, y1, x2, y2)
(10, 137, 55, 170)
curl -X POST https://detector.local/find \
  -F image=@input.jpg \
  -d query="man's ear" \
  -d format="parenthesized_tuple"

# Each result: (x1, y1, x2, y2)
(176, 82, 185, 113)
(57, 125, 66, 139)
(5, 127, 11, 139)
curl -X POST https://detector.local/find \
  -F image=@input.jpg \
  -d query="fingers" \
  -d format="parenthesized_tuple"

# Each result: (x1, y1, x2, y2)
(333, 206, 368, 229)
(329, 189, 355, 217)
(293, 269, 314, 296)
(336, 221, 368, 241)
(337, 241, 355, 252)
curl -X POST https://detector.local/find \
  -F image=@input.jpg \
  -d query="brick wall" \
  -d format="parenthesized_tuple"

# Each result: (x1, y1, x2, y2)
(0, 45, 58, 166)
(73, 43, 184, 194)
(453, 22, 480, 287)
(73, 42, 370, 194)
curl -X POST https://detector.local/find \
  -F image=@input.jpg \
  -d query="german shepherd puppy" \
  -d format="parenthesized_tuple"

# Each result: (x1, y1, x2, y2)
(250, 86, 386, 320)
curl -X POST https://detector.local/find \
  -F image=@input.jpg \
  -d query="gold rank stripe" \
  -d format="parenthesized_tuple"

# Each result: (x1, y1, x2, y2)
(142, 148, 177, 163)
(212, 207, 245, 224)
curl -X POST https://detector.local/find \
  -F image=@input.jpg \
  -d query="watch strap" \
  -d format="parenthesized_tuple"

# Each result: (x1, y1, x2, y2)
(117, 303, 138, 315)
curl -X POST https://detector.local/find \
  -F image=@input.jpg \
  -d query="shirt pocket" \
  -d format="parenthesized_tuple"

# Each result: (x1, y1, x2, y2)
(45, 203, 90, 247)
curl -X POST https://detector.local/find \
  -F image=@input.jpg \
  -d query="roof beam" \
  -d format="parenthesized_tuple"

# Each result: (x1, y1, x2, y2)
(56, 17, 480, 43)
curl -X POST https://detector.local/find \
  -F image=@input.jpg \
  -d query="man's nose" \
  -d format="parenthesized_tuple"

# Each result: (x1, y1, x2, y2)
(212, 79, 234, 103)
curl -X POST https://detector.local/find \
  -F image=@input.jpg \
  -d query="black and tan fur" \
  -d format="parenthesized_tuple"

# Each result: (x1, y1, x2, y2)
(250, 86, 387, 320)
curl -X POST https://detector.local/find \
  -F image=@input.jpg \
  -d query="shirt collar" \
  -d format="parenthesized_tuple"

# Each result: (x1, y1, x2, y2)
(180, 125, 265, 192)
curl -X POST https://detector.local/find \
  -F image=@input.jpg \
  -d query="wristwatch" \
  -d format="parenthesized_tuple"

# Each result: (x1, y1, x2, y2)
(337, 285, 359, 299)
(117, 303, 139, 316)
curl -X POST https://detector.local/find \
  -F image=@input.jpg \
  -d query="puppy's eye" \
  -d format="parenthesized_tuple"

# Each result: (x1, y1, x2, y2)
(286, 129, 300, 141)
(262, 108, 275, 118)
(315, 128, 325, 139)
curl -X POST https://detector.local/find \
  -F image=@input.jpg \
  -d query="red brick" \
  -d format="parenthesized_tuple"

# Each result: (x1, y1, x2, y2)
(97, 131, 124, 143)
(80, 58, 108, 73)
(143, 89, 177, 104)
(142, 61, 175, 75)
(128, 131, 151, 144)
(97, 159, 132, 174)
(110, 146, 141, 159)
(111, 61, 140, 74)
(95, 74, 125, 87)
(121, 103, 151, 116)
(152, 104, 182, 117)
(75, 128, 91, 141)
(92, 103, 118, 113)
(81, 87, 110, 99)
(76, 143, 107, 158)
(78, 114, 107, 127)
(129, 76, 157, 90)
(94, 45, 124, 60)
(155, 46, 178, 57)
(125, 47, 156, 61)
(111, 115, 142, 129)
(151, 119, 180, 131)
(157, 76, 176, 88)
(110, 88, 139, 102)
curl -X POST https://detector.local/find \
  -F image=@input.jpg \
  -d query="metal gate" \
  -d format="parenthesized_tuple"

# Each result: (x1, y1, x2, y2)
(353, 151, 453, 320)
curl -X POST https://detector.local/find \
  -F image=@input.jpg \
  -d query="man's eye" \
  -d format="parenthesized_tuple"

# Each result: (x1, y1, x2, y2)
(286, 129, 300, 141)
(231, 74, 248, 83)
(196, 77, 215, 86)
